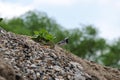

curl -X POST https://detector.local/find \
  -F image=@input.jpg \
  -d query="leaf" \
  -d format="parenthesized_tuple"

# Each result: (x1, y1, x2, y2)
(34, 31, 39, 35)
(32, 29, 54, 44)
(45, 34, 53, 41)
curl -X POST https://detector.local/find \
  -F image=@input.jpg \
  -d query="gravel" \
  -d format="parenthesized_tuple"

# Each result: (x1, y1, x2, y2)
(0, 27, 92, 80)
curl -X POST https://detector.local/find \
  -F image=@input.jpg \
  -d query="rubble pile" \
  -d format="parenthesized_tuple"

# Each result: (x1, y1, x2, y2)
(0, 27, 120, 80)
(0, 28, 91, 80)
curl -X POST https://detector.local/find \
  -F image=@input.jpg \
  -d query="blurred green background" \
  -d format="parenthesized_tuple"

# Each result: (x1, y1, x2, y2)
(0, 11, 120, 68)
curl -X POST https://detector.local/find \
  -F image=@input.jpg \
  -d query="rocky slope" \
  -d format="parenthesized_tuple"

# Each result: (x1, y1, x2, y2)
(0, 27, 120, 80)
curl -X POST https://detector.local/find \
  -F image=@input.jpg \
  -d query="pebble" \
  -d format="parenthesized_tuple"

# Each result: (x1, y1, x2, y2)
(54, 66, 62, 71)
(36, 72, 40, 78)
(30, 64, 37, 68)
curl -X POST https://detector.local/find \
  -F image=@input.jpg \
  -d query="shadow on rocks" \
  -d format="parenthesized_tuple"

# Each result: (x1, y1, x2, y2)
(0, 58, 24, 80)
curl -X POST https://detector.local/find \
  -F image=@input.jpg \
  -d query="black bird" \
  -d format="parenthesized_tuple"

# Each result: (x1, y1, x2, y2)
(57, 37, 69, 45)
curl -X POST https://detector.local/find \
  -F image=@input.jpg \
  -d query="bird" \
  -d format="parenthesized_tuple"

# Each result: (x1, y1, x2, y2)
(57, 37, 69, 45)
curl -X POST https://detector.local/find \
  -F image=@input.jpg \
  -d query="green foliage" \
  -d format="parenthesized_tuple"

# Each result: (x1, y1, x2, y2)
(0, 11, 62, 36)
(32, 29, 54, 44)
(32, 29, 55, 48)
(100, 39, 120, 67)
(0, 18, 3, 22)
(85, 25, 97, 36)
(0, 17, 31, 35)
(0, 11, 120, 68)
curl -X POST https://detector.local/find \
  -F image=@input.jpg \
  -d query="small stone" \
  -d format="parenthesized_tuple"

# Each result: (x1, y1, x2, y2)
(55, 78, 64, 80)
(42, 75, 48, 80)
(47, 65, 53, 69)
(36, 72, 40, 78)
(70, 61, 83, 70)
(4, 58, 9, 61)
(67, 75, 71, 79)
(49, 53, 57, 58)
(74, 73, 85, 80)
(30, 64, 36, 68)
(54, 66, 61, 71)
(4, 51, 11, 55)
